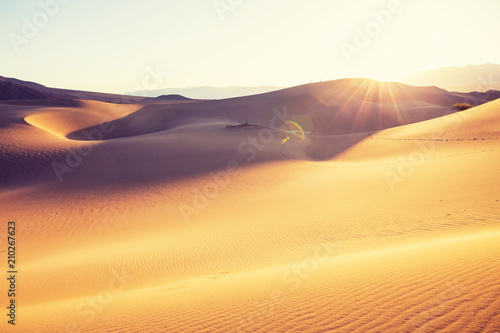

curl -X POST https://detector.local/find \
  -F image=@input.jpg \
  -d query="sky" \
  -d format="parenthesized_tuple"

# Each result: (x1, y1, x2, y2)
(1, 0, 500, 94)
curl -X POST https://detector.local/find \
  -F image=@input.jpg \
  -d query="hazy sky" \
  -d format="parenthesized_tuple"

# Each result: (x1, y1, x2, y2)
(1, 0, 499, 93)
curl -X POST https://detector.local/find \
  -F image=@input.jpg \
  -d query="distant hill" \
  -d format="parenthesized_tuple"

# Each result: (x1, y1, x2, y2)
(404, 64, 500, 92)
(0, 79, 53, 100)
(152, 94, 192, 101)
(0, 76, 278, 103)
(0, 76, 156, 103)
(127, 86, 284, 100)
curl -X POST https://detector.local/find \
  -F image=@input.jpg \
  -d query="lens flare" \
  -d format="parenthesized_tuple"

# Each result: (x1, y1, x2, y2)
(282, 120, 305, 144)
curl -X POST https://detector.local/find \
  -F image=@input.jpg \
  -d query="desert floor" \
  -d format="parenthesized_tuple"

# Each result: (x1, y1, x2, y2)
(1, 83, 500, 332)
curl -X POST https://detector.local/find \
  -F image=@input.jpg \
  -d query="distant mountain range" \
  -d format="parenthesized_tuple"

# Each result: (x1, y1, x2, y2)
(126, 86, 285, 100)
(133, 64, 500, 98)
(2, 73, 500, 106)
(404, 63, 500, 92)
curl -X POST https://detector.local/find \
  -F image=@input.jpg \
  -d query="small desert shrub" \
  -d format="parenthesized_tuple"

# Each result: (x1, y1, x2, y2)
(226, 121, 249, 128)
(452, 103, 474, 111)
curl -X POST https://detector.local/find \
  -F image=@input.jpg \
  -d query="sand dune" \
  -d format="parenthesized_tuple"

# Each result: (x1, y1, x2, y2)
(1, 79, 499, 332)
